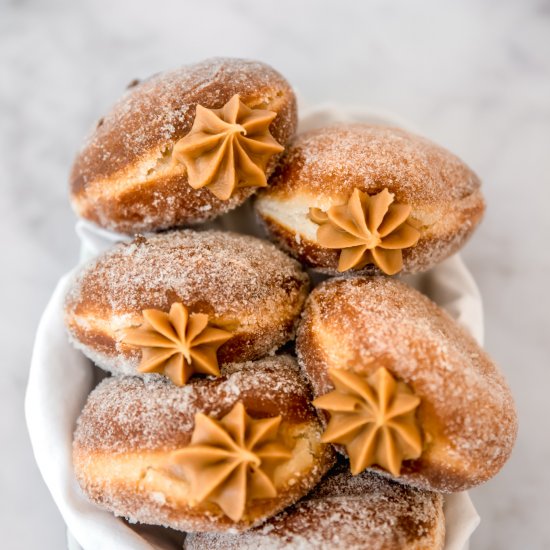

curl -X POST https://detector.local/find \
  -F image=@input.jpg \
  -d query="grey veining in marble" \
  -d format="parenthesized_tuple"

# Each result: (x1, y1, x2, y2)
(1, 0, 548, 548)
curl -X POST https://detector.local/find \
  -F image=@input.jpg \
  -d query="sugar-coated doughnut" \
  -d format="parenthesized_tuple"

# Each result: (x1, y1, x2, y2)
(296, 276, 517, 492)
(72, 356, 335, 531)
(185, 460, 444, 549)
(255, 124, 485, 275)
(64, 230, 309, 382)
(70, 58, 297, 233)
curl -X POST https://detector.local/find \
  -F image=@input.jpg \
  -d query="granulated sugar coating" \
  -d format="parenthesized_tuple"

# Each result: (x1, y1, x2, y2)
(72, 356, 336, 533)
(69, 58, 298, 232)
(255, 124, 485, 274)
(63, 229, 309, 376)
(296, 276, 517, 493)
(72, 57, 296, 186)
(73, 355, 316, 454)
(185, 461, 445, 550)
(267, 124, 481, 204)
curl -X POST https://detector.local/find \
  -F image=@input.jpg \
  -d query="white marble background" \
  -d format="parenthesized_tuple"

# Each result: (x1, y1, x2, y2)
(1, 0, 548, 548)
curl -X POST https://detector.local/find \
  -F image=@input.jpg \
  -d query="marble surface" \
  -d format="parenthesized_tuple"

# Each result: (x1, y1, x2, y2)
(1, 0, 548, 548)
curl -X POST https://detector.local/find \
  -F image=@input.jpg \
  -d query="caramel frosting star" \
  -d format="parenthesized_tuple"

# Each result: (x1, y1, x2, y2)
(122, 302, 232, 386)
(313, 367, 422, 476)
(172, 94, 284, 201)
(309, 188, 420, 275)
(170, 402, 292, 522)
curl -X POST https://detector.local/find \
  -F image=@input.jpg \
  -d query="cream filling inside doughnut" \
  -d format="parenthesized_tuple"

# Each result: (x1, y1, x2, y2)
(257, 193, 441, 244)
(257, 194, 324, 242)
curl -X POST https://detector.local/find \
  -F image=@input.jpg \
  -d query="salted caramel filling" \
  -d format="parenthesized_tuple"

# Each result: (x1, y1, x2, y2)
(172, 94, 284, 200)
(122, 302, 232, 386)
(309, 188, 420, 275)
(166, 402, 292, 522)
(313, 367, 422, 476)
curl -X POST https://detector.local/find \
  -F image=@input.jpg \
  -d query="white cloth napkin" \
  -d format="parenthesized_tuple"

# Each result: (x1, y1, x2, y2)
(26, 105, 481, 550)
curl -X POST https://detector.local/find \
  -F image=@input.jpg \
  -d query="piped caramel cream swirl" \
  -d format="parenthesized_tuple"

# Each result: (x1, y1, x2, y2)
(313, 367, 422, 476)
(169, 402, 292, 522)
(122, 302, 232, 386)
(309, 188, 420, 275)
(172, 94, 284, 200)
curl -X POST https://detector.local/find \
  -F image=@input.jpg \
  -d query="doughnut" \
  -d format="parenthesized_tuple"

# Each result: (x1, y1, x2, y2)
(255, 124, 485, 275)
(64, 229, 309, 383)
(72, 355, 336, 531)
(70, 57, 297, 233)
(185, 460, 445, 549)
(296, 276, 517, 492)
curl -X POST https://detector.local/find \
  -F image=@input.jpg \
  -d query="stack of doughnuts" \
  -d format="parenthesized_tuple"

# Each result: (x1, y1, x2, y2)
(63, 57, 517, 549)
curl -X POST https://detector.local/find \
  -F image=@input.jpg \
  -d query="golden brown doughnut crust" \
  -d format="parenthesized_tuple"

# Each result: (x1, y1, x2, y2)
(296, 276, 517, 492)
(185, 460, 445, 550)
(70, 58, 297, 233)
(73, 356, 335, 531)
(63, 229, 309, 376)
(255, 124, 485, 274)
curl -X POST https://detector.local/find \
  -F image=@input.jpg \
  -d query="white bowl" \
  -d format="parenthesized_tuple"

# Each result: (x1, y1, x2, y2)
(26, 105, 481, 550)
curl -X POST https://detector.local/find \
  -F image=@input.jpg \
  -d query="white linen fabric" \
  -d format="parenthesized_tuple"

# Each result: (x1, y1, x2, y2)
(26, 106, 481, 550)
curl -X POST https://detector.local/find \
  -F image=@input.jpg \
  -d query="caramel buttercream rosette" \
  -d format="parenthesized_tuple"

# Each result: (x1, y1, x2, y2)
(122, 302, 232, 386)
(171, 402, 292, 522)
(308, 188, 420, 275)
(172, 94, 284, 201)
(313, 367, 423, 477)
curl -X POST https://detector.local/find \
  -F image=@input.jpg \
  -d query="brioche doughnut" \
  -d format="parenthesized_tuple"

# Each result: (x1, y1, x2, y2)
(70, 57, 297, 233)
(72, 356, 335, 531)
(185, 460, 445, 550)
(255, 124, 485, 275)
(64, 230, 309, 382)
(296, 276, 517, 492)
